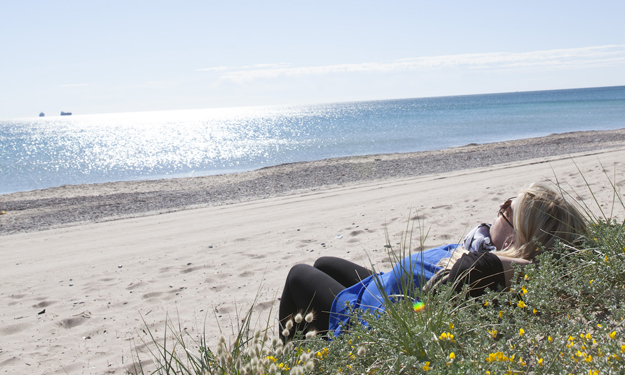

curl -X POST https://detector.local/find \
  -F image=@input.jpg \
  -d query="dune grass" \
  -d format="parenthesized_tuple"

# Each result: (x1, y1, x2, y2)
(131, 178, 625, 374)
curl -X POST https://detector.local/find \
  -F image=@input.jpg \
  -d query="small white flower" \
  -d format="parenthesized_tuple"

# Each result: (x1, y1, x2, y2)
(284, 342, 293, 353)
(305, 312, 314, 323)
(294, 313, 303, 324)
(282, 328, 290, 337)
(357, 346, 367, 356)
(305, 361, 315, 371)
(271, 336, 279, 348)
(285, 319, 294, 330)
(305, 330, 317, 339)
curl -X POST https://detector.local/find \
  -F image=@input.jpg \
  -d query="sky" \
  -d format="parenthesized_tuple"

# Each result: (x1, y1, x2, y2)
(1, 0, 624, 119)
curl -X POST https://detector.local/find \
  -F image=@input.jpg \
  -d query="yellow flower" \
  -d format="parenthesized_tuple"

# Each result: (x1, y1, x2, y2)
(316, 348, 329, 359)
(449, 323, 454, 330)
(439, 332, 454, 341)
(597, 324, 602, 328)
(517, 300, 526, 308)
(621, 344, 625, 352)
(590, 279, 594, 285)
(483, 300, 489, 307)
(521, 286, 528, 294)
(605, 255, 609, 262)
(533, 308, 537, 314)
(609, 331, 617, 339)
(449, 352, 456, 359)
(538, 357, 544, 366)
(422, 361, 431, 371)
(585, 355, 593, 362)
(519, 328, 525, 336)
(499, 311, 503, 318)
(518, 358, 527, 366)
(548, 335, 553, 343)
(488, 329, 497, 338)
(524, 274, 529, 280)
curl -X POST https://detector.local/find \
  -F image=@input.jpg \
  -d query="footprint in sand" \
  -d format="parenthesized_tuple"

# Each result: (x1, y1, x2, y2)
(0, 322, 30, 336)
(181, 265, 206, 274)
(214, 305, 233, 313)
(142, 292, 163, 299)
(58, 317, 88, 329)
(298, 239, 315, 248)
(32, 300, 56, 308)
(246, 254, 266, 259)
(255, 301, 275, 311)
(126, 281, 146, 290)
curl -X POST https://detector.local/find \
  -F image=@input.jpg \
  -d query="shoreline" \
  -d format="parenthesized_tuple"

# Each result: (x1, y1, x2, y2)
(2, 127, 625, 235)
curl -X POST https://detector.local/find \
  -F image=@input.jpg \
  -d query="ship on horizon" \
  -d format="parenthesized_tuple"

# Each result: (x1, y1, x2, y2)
(39, 112, 45, 117)
(60, 111, 72, 116)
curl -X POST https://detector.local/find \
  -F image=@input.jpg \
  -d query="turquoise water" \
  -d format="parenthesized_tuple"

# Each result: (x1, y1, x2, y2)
(1, 85, 624, 195)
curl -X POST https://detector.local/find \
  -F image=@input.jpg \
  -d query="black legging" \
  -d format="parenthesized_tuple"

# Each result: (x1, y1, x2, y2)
(278, 256, 372, 341)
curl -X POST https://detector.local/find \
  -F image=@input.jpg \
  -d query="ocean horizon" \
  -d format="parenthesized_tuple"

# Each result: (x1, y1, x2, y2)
(2, 85, 625, 195)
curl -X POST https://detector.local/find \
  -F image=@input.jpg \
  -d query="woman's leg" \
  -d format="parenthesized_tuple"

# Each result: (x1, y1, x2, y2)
(279, 264, 345, 341)
(313, 256, 372, 288)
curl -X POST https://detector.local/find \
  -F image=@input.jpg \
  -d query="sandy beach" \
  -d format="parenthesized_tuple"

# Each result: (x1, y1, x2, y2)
(1, 129, 625, 374)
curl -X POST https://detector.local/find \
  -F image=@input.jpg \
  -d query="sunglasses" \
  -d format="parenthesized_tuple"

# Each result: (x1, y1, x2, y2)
(498, 197, 515, 229)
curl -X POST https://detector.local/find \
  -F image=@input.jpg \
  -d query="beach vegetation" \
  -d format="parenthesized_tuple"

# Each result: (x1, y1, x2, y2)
(131, 177, 625, 374)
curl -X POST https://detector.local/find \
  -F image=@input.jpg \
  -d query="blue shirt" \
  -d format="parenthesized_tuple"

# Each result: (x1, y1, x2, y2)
(328, 244, 458, 335)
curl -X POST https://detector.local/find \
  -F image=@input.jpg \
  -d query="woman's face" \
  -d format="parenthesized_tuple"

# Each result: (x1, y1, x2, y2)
(491, 197, 516, 250)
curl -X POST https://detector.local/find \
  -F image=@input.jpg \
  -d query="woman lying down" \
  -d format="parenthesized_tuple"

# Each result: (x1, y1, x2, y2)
(278, 182, 586, 341)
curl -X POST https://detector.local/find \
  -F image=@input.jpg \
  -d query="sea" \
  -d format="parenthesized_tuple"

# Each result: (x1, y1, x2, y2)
(1, 85, 625, 195)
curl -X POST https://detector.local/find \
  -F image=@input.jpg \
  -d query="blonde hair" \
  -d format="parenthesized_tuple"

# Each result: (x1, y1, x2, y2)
(425, 181, 587, 290)
(493, 181, 586, 260)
